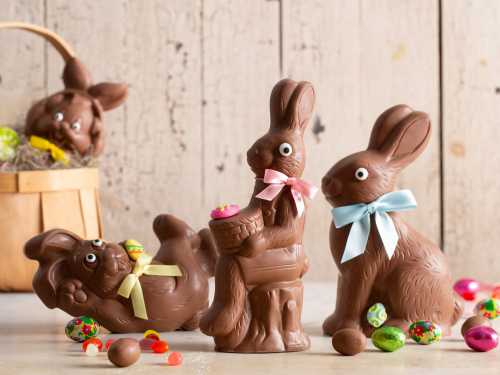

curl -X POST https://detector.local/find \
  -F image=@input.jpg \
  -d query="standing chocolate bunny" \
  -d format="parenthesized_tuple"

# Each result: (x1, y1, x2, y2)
(321, 105, 462, 355)
(200, 79, 317, 353)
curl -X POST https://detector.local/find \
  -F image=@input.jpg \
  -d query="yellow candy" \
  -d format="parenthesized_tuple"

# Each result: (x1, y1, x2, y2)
(29, 135, 69, 165)
(124, 239, 144, 261)
(144, 329, 160, 340)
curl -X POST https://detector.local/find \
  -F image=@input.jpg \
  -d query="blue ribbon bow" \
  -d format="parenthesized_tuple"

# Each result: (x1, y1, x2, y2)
(332, 190, 417, 263)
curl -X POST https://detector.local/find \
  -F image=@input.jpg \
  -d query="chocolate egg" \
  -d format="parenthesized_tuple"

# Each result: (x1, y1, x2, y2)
(371, 326, 406, 352)
(408, 320, 442, 345)
(367, 303, 387, 328)
(65, 316, 99, 342)
(331, 328, 367, 356)
(464, 326, 499, 352)
(475, 298, 500, 320)
(108, 338, 141, 367)
(461, 315, 491, 337)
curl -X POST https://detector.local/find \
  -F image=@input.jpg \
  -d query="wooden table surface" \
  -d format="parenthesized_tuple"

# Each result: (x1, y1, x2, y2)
(0, 282, 498, 375)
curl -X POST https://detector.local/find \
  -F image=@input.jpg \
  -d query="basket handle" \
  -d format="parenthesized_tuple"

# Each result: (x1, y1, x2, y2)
(0, 21, 75, 61)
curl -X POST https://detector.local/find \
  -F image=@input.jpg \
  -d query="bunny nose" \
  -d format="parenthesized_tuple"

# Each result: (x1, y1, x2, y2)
(322, 176, 342, 197)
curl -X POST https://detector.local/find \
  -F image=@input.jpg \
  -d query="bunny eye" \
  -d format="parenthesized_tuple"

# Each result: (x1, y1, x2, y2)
(70, 121, 81, 132)
(85, 253, 97, 264)
(53, 112, 64, 122)
(278, 143, 293, 157)
(91, 239, 103, 247)
(355, 167, 369, 181)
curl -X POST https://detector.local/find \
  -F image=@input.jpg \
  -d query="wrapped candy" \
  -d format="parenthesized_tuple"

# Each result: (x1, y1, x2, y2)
(371, 326, 406, 352)
(475, 298, 500, 320)
(0, 126, 20, 161)
(408, 320, 442, 345)
(65, 316, 99, 342)
(366, 303, 387, 328)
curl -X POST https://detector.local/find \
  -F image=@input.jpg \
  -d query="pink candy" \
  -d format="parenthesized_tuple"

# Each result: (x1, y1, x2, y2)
(464, 326, 499, 352)
(210, 204, 240, 219)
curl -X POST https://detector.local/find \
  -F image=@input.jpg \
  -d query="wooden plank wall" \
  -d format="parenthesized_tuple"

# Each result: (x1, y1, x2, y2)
(0, 0, 497, 281)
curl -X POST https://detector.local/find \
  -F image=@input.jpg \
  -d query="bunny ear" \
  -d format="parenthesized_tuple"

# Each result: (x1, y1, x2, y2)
(368, 104, 414, 150)
(24, 229, 81, 308)
(63, 58, 92, 91)
(378, 111, 432, 168)
(270, 79, 315, 132)
(88, 83, 128, 111)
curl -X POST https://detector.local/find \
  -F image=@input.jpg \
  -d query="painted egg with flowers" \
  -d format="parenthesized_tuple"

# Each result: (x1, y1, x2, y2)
(65, 315, 99, 342)
(408, 320, 442, 345)
(475, 298, 500, 320)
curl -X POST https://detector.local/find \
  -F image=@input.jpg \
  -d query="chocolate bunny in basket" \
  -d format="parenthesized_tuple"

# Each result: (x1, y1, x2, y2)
(321, 105, 462, 355)
(200, 79, 318, 352)
(0, 22, 127, 156)
(25, 214, 218, 333)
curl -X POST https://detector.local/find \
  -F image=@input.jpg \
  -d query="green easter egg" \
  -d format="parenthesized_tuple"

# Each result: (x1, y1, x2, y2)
(367, 302, 388, 328)
(408, 320, 442, 345)
(0, 126, 20, 161)
(371, 326, 406, 352)
(65, 316, 99, 342)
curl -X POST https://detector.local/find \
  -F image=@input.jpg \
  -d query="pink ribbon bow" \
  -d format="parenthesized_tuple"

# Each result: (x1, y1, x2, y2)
(255, 169, 318, 216)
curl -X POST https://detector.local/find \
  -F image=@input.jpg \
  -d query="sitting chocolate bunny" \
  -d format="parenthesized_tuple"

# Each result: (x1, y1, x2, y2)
(321, 105, 462, 355)
(25, 214, 217, 333)
(200, 79, 317, 352)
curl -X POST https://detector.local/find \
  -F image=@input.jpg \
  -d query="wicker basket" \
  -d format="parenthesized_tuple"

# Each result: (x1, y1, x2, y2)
(209, 206, 264, 251)
(0, 168, 102, 291)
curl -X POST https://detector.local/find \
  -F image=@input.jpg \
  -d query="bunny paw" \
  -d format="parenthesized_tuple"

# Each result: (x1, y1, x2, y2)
(57, 279, 94, 315)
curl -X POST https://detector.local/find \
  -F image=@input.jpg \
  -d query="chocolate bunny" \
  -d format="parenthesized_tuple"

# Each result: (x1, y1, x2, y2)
(321, 105, 462, 355)
(0, 22, 127, 156)
(200, 79, 317, 352)
(25, 214, 217, 333)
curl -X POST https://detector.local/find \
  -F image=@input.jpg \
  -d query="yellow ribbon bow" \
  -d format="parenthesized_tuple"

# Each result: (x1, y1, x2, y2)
(29, 135, 69, 165)
(117, 253, 182, 320)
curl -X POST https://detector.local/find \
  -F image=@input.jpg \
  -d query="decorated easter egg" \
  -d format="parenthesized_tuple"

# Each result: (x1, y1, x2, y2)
(124, 239, 144, 261)
(210, 204, 240, 219)
(65, 316, 99, 342)
(475, 298, 500, 320)
(367, 303, 387, 328)
(371, 326, 406, 352)
(0, 126, 20, 161)
(408, 320, 442, 345)
(464, 326, 499, 352)
(454, 278, 481, 301)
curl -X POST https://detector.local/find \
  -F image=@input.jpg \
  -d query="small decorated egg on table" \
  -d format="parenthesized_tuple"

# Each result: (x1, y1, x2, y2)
(367, 303, 387, 328)
(454, 278, 481, 301)
(210, 204, 240, 220)
(475, 298, 500, 320)
(408, 320, 442, 345)
(65, 316, 99, 342)
(123, 239, 144, 261)
(464, 326, 499, 352)
(371, 326, 406, 352)
(461, 315, 491, 338)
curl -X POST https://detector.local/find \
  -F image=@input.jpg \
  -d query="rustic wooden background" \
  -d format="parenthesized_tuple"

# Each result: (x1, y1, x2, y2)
(0, 0, 498, 282)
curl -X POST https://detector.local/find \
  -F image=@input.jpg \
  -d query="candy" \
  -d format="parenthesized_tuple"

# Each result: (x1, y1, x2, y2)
(105, 339, 114, 351)
(108, 338, 141, 367)
(65, 316, 99, 342)
(366, 303, 387, 328)
(151, 340, 169, 353)
(0, 126, 20, 161)
(210, 204, 240, 219)
(461, 316, 491, 337)
(371, 326, 406, 352)
(139, 338, 156, 351)
(123, 239, 144, 261)
(492, 286, 500, 299)
(408, 320, 442, 345)
(464, 326, 499, 352)
(82, 338, 103, 352)
(85, 344, 99, 357)
(475, 298, 500, 320)
(331, 328, 366, 356)
(167, 352, 183, 366)
(144, 329, 160, 340)
(454, 278, 481, 301)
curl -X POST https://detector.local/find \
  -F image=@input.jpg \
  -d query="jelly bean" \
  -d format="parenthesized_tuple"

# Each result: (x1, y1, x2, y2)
(140, 338, 156, 351)
(143, 329, 160, 340)
(82, 338, 103, 352)
(105, 339, 114, 351)
(85, 344, 99, 357)
(167, 352, 183, 366)
(152, 340, 169, 353)
(408, 320, 442, 345)
(371, 326, 406, 352)
(366, 303, 387, 328)
(65, 316, 99, 342)
(454, 278, 481, 301)
(464, 326, 499, 352)
(475, 298, 500, 320)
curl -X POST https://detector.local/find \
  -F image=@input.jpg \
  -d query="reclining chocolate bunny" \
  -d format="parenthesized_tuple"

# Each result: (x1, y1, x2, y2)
(25, 214, 217, 333)
(200, 79, 317, 352)
(0, 22, 127, 156)
(321, 105, 462, 355)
